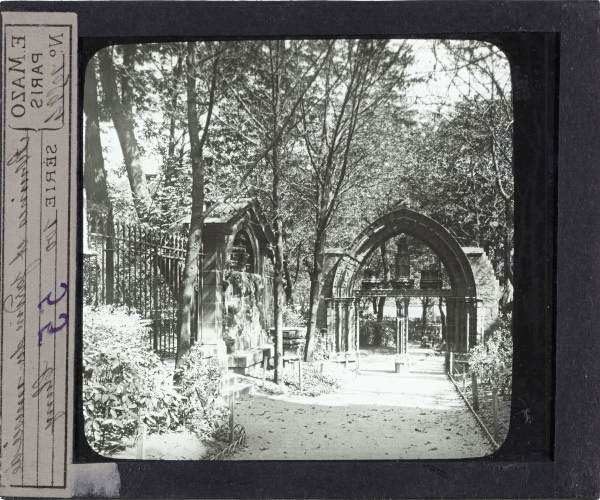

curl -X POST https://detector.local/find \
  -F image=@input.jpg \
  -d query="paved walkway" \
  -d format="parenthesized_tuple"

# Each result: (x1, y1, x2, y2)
(231, 346, 493, 460)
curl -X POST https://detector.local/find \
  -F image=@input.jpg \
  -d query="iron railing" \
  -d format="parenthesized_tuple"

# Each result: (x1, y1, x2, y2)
(84, 213, 201, 358)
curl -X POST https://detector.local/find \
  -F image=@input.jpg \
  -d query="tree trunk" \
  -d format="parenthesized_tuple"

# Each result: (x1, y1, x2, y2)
(273, 174, 284, 383)
(175, 43, 206, 366)
(271, 41, 285, 384)
(304, 226, 326, 362)
(166, 53, 184, 187)
(283, 257, 295, 305)
(175, 42, 218, 366)
(84, 57, 112, 213)
(97, 47, 153, 221)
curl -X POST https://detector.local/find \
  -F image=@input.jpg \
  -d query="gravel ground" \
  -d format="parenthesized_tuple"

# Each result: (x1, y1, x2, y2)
(231, 346, 494, 460)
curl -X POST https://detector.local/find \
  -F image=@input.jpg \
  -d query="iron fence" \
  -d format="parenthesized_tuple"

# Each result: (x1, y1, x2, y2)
(84, 212, 201, 358)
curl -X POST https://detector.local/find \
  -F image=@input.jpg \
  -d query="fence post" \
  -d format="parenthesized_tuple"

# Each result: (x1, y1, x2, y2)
(137, 422, 146, 459)
(262, 355, 268, 388)
(299, 360, 303, 393)
(472, 372, 479, 411)
(449, 351, 454, 376)
(462, 369, 467, 392)
(152, 241, 159, 352)
(229, 392, 235, 445)
(493, 387, 499, 441)
(105, 235, 114, 305)
(320, 362, 324, 382)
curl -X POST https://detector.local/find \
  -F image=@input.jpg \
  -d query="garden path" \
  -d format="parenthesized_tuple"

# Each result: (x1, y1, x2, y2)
(230, 345, 494, 460)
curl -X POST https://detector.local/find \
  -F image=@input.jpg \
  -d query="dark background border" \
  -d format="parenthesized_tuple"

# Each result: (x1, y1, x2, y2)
(2, 2, 597, 498)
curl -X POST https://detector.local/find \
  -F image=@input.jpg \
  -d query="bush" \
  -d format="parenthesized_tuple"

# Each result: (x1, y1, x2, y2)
(360, 319, 396, 347)
(83, 305, 182, 454)
(175, 345, 229, 439)
(295, 328, 330, 361)
(281, 303, 306, 327)
(83, 306, 228, 455)
(468, 314, 513, 395)
(283, 360, 347, 397)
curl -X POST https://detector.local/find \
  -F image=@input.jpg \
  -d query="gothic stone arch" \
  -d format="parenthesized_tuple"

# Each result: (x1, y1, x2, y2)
(320, 208, 478, 353)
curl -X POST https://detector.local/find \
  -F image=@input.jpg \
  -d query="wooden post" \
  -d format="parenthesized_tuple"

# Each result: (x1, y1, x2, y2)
(462, 369, 467, 392)
(320, 362, 324, 381)
(299, 360, 303, 393)
(449, 351, 454, 376)
(229, 392, 235, 445)
(262, 355, 268, 388)
(472, 372, 479, 411)
(493, 387, 499, 441)
(137, 422, 146, 459)
(396, 300, 400, 355)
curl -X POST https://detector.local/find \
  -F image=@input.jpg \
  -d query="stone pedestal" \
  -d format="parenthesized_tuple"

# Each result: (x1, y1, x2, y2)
(395, 354, 410, 373)
(270, 327, 306, 356)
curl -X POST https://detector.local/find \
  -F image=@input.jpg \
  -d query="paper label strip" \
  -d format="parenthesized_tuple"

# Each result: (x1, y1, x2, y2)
(1, 12, 77, 495)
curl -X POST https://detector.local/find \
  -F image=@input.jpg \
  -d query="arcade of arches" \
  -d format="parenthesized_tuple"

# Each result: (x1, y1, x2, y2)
(317, 208, 499, 365)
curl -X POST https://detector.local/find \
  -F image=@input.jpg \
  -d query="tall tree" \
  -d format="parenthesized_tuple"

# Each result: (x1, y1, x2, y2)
(294, 39, 413, 361)
(175, 42, 220, 364)
(225, 40, 332, 382)
(83, 57, 112, 213)
(97, 46, 154, 221)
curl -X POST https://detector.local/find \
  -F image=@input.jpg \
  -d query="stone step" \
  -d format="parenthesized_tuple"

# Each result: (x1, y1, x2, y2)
(220, 382, 253, 404)
(221, 372, 240, 389)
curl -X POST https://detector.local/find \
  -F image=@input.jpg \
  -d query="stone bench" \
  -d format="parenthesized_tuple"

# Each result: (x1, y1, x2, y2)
(227, 344, 274, 375)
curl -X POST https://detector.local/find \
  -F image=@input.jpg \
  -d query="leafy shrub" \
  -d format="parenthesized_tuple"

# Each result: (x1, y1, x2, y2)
(295, 328, 330, 361)
(175, 344, 229, 439)
(283, 360, 347, 397)
(83, 305, 182, 454)
(468, 314, 513, 395)
(281, 303, 306, 327)
(83, 306, 228, 455)
(360, 319, 396, 347)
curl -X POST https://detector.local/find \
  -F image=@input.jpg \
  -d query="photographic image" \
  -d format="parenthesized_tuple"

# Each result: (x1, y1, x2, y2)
(82, 39, 513, 460)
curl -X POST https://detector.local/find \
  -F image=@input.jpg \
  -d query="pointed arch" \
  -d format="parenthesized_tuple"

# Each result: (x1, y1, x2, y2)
(331, 208, 477, 298)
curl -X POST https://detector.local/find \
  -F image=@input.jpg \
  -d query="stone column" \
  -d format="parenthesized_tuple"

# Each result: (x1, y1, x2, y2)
(326, 299, 334, 351)
(403, 298, 410, 367)
(468, 297, 478, 348)
(347, 299, 355, 353)
(336, 300, 343, 353)
(445, 297, 456, 352)
(395, 298, 410, 373)
(454, 298, 471, 353)
(354, 298, 360, 352)
(395, 299, 401, 355)
(200, 227, 229, 360)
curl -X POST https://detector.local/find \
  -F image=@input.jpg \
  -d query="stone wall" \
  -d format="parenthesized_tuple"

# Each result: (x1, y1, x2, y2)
(462, 247, 500, 336)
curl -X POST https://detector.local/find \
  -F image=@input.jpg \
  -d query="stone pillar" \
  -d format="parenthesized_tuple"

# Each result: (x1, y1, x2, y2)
(403, 298, 410, 360)
(354, 298, 360, 351)
(326, 299, 334, 351)
(200, 228, 229, 359)
(336, 300, 342, 352)
(468, 298, 478, 348)
(395, 298, 410, 373)
(446, 297, 457, 352)
(395, 299, 401, 355)
(347, 299, 355, 353)
(452, 298, 472, 354)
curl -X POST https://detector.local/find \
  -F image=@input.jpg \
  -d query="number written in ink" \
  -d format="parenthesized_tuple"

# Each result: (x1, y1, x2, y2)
(38, 282, 68, 346)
